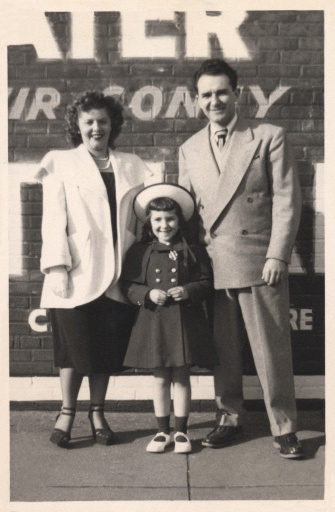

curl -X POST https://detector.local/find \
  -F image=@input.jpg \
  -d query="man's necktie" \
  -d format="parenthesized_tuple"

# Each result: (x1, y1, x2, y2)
(215, 129, 228, 151)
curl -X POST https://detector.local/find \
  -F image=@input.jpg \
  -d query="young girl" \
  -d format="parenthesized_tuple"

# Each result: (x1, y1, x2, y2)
(121, 183, 217, 454)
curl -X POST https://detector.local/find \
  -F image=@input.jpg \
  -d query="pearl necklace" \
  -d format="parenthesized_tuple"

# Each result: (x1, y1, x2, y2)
(92, 154, 110, 171)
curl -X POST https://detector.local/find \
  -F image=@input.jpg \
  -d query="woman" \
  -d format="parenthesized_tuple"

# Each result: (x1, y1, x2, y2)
(35, 91, 152, 448)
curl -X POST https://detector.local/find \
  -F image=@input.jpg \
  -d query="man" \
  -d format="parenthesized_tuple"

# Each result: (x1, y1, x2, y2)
(179, 59, 304, 459)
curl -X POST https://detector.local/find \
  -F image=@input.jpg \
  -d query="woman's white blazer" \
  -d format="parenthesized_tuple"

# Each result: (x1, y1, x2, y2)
(35, 144, 153, 308)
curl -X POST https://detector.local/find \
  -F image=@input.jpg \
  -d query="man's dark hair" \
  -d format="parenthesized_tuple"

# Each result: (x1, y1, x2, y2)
(194, 59, 238, 92)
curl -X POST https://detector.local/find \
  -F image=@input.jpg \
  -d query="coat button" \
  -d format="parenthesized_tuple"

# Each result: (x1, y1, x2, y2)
(137, 301, 141, 306)
(170, 278, 177, 283)
(242, 230, 248, 235)
(155, 278, 161, 283)
(155, 269, 161, 273)
(171, 268, 177, 273)
(211, 233, 217, 239)
(247, 197, 253, 203)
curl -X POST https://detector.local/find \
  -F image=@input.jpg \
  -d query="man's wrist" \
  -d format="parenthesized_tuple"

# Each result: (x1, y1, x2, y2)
(267, 257, 288, 265)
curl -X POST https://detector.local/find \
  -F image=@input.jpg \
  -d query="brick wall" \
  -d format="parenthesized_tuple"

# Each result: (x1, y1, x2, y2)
(8, 10, 324, 377)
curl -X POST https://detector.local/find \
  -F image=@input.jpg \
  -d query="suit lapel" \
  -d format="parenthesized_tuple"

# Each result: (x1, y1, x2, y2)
(209, 119, 260, 228)
(191, 125, 221, 199)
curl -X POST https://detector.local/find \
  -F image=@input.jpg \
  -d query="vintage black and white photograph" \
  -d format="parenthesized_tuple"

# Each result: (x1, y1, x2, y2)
(2, 0, 333, 510)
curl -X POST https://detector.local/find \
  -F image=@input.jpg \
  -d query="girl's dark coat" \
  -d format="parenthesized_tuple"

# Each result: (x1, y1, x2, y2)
(121, 240, 218, 369)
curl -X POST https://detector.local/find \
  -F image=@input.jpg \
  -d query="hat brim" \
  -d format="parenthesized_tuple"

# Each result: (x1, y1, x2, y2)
(133, 183, 195, 223)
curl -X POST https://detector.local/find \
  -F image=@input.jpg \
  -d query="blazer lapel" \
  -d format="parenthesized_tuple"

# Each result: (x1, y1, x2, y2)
(63, 144, 108, 198)
(209, 119, 260, 228)
(110, 150, 138, 202)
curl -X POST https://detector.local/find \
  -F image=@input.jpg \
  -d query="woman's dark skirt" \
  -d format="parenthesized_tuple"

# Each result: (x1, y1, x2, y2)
(49, 295, 136, 375)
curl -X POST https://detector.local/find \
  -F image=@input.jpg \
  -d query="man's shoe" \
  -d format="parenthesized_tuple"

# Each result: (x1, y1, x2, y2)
(273, 433, 305, 459)
(202, 425, 243, 448)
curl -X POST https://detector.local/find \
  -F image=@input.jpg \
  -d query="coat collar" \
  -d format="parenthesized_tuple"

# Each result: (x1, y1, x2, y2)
(61, 145, 143, 201)
(151, 240, 184, 252)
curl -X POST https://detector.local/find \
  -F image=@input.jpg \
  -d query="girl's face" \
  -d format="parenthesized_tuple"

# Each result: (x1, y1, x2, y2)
(150, 209, 180, 245)
(78, 108, 111, 157)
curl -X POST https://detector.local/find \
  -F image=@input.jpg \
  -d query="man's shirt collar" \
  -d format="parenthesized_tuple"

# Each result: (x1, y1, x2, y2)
(210, 114, 238, 140)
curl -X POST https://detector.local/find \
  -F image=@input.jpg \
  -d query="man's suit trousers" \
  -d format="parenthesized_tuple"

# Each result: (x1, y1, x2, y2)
(213, 278, 297, 436)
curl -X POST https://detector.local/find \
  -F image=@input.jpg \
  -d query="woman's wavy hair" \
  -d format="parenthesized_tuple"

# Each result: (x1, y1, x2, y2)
(65, 91, 124, 148)
(141, 197, 188, 243)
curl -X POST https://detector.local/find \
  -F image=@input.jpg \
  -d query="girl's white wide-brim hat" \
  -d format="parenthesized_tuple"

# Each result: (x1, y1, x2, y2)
(133, 183, 195, 223)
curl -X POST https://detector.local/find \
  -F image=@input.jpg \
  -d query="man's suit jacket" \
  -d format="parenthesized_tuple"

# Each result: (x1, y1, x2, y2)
(35, 144, 153, 308)
(179, 117, 302, 289)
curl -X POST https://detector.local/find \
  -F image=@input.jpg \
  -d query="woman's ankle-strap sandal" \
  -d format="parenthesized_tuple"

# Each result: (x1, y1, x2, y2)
(88, 404, 115, 446)
(50, 407, 76, 448)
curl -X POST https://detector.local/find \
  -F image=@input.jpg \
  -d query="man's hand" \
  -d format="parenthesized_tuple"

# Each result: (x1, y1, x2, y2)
(262, 258, 287, 286)
(168, 286, 189, 302)
(149, 289, 169, 305)
(49, 265, 69, 298)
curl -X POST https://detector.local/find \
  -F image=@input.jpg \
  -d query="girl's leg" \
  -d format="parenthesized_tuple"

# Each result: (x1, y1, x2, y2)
(54, 367, 83, 432)
(153, 367, 172, 419)
(172, 365, 191, 423)
(171, 365, 192, 453)
(146, 367, 172, 452)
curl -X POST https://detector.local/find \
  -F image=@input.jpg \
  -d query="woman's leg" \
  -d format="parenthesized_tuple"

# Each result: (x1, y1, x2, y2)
(88, 373, 110, 429)
(54, 367, 83, 431)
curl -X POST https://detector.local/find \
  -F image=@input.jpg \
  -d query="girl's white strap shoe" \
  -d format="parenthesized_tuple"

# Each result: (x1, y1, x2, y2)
(174, 432, 192, 453)
(146, 432, 172, 453)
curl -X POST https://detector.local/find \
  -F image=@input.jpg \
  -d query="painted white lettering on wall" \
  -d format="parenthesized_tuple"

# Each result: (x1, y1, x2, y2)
(249, 86, 291, 118)
(27, 307, 314, 332)
(122, 11, 176, 58)
(185, 11, 249, 59)
(9, 88, 30, 120)
(28, 309, 48, 333)
(164, 87, 199, 118)
(9, 88, 60, 120)
(130, 86, 164, 120)
(9, 11, 250, 60)
(103, 85, 126, 98)
(9, 85, 291, 121)
(26, 88, 61, 121)
(290, 308, 313, 331)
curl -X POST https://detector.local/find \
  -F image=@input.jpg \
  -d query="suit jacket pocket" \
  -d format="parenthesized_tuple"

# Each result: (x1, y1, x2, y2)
(67, 231, 90, 271)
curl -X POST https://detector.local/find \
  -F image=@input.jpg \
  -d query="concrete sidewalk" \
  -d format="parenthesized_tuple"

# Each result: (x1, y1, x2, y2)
(10, 408, 325, 502)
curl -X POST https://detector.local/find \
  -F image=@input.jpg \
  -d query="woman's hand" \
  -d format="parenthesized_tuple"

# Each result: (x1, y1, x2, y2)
(49, 265, 69, 298)
(149, 289, 169, 305)
(168, 286, 189, 302)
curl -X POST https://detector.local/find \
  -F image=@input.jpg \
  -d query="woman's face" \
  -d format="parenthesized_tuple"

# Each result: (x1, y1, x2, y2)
(77, 108, 112, 156)
(150, 209, 180, 245)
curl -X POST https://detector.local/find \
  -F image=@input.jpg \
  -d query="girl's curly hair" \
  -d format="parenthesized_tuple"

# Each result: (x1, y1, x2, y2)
(65, 91, 124, 148)
(141, 197, 188, 243)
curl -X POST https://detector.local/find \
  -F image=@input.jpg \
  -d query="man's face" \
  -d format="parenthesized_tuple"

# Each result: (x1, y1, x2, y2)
(196, 73, 239, 127)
